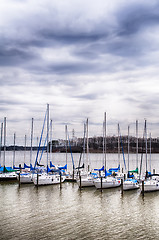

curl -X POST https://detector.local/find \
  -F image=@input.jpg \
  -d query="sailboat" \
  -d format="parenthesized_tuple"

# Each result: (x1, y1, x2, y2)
(127, 120, 140, 179)
(76, 118, 95, 187)
(94, 112, 121, 189)
(114, 123, 124, 180)
(18, 118, 34, 184)
(139, 120, 159, 192)
(33, 104, 66, 186)
(0, 117, 18, 181)
(123, 125, 139, 191)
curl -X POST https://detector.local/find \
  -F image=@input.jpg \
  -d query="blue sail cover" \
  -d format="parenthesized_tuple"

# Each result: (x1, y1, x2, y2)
(94, 166, 104, 171)
(47, 165, 60, 173)
(58, 164, 67, 170)
(47, 165, 52, 173)
(24, 163, 31, 168)
(0, 166, 19, 172)
(50, 161, 55, 167)
(6, 167, 13, 171)
(30, 164, 35, 171)
(105, 169, 112, 177)
(125, 179, 138, 183)
(91, 172, 98, 178)
(146, 172, 152, 178)
(0, 167, 4, 172)
(128, 172, 134, 178)
(109, 165, 120, 173)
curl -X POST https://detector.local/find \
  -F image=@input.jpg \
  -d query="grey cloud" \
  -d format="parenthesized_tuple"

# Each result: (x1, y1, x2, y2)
(1, 1, 158, 74)
(1, 0, 159, 139)
(28, 60, 105, 76)
(117, 2, 159, 36)
(0, 47, 38, 67)
(39, 29, 105, 45)
(73, 93, 99, 100)
(0, 99, 26, 106)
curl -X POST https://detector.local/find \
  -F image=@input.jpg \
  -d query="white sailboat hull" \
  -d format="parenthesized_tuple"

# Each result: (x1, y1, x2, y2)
(18, 173, 33, 183)
(33, 173, 66, 186)
(140, 179, 159, 192)
(76, 176, 95, 187)
(123, 180, 139, 191)
(94, 177, 121, 189)
(0, 172, 18, 181)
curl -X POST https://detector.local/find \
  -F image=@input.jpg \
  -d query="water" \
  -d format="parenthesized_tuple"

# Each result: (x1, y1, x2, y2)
(1, 152, 159, 239)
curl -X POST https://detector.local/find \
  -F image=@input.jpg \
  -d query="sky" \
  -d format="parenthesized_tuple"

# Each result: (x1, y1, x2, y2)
(0, 0, 159, 145)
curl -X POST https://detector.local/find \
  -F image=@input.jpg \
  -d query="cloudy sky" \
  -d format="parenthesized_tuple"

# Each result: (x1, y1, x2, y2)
(0, 0, 159, 145)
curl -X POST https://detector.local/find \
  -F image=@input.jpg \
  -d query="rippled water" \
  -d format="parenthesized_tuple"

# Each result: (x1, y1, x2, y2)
(1, 152, 159, 239)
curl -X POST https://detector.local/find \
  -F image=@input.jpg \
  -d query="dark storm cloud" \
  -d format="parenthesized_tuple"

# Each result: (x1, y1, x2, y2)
(27, 59, 112, 76)
(71, 2, 159, 60)
(117, 2, 159, 36)
(0, 47, 38, 67)
(39, 29, 105, 45)
(1, 1, 159, 75)
(47, 62, 95, 75)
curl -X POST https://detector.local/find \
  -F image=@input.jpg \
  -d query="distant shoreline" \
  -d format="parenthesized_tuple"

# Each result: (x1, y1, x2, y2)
(2, 146, 159, 153)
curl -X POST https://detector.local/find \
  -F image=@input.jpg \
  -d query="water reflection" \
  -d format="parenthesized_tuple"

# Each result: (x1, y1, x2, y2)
(1, 151, 159, 239)
(1, 181, 159, 240)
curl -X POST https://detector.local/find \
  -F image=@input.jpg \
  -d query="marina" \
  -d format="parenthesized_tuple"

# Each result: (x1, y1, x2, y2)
(1, 1, 159, 239)
(1, 152, 159, 240)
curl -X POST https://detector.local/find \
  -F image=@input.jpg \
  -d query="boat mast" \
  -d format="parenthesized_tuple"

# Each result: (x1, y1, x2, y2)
(118, 123, 120, 171)
(0, 122, 3, 167)
(13, 133, 16, 167)
(149, 132, 151, 174)
(3, 117, 6, 168)
(102, 121, 104, 167)
(136, 120, 138, 171)
(83, 122, 86, 166)
(50, 120, 53, 164)
(65, 125, 68, 166)
(24, 134, 26, 165)
(145, 119, 148, 177)
(47, 104, 49, 169)
(86, 118, 89, 172)
(104, 112, 106, 170)
(128, 125, 130, 173)
(30, 118, 34, 166)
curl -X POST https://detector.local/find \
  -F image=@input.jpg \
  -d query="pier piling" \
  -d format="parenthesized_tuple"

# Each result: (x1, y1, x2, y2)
(73, 169, 74, 181)
(121, 178, 123, 195)
(60, 174, 62, 189)
(101, 177, 103, 192)
(37, 172, 39, 188)
(79, 172, 82, 189)
(18, 164, 21, 187)
(80, 175, 82, 189)
(142, 180, 144, 196)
